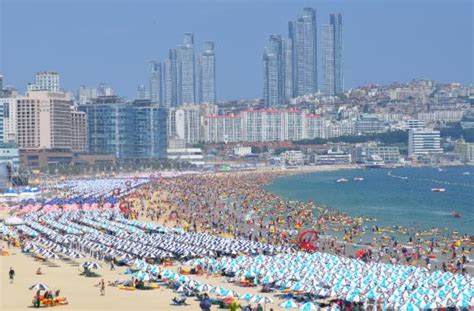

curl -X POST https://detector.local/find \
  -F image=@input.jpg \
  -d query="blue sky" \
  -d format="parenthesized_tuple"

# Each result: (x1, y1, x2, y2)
(0, 0, 472, 100)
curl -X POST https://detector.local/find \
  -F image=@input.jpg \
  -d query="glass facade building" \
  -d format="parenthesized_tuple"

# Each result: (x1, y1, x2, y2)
(177, 33, 196, 105)
(323, 13, 344, 95)
(289, 8, 318, 96)
(80, 97, 167, 159)
(149, 61, 162, 104)
(199, 41, 216, 104)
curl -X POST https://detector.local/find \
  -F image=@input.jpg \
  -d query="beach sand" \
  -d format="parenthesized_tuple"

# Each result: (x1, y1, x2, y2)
(0, 240, 284, 311)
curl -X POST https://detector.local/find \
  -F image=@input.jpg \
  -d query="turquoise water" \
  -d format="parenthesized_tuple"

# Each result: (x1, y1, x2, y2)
(265, 166, 474, 235)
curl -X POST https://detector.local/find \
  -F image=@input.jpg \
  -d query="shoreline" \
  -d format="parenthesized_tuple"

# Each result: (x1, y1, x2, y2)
(263, 164, 473, 235)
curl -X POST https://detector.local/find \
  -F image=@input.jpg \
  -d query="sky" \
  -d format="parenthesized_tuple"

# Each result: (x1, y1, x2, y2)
(0, 0, 472, 100)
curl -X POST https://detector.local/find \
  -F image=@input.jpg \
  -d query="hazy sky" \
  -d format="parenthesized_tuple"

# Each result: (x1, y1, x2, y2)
(0, 0, 472, 100)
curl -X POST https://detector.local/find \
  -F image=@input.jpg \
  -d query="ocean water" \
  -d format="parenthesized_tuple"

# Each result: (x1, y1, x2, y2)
(265, 166, 474, 235)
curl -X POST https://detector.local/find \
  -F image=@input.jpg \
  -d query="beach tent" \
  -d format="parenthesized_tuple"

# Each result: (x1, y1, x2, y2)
(5, 216, 24, 226)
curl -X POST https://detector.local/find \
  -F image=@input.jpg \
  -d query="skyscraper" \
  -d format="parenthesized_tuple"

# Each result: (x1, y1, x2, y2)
(177, 33, 196, 105)
(263, 35, 283, 107)
(149, 61, 162, 104)
(263, 35, 293, 107)
(282, 38, 293, 102)
(322, 25, 335, 95)
(163, 49, 177, 108)
(323, 13, 344, 95)
(199, 41, 216, 104)
(289, 8, 318, 97)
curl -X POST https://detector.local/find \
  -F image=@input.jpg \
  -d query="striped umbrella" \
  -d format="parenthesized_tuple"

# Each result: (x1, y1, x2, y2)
(280, 299, 299, 309)
(29, 283, 49, 291)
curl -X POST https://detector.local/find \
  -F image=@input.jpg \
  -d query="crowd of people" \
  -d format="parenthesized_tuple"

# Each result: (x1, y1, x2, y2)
(124, 171, 472, 274)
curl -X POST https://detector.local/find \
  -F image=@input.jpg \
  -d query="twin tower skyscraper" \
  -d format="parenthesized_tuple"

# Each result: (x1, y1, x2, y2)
(263, 8, 343, 107)
(148, 33, 216, 107)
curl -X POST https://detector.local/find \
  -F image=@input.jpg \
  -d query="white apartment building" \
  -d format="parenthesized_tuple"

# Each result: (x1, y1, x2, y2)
(242, 108, 306, 142)
(408, 129, 443, 156)
(71, 109, 87, 152)
(206, 115, 242, 143)
(305, 114, 326, 139)
(27, 71, 60, 92)
(1, 96, 18, 143)
(416, 110, 465, 124)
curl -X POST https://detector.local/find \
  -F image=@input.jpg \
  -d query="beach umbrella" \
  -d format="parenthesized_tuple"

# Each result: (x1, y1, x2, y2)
(280, 299, 299, 309)
(196, 283, 213, 293)
(399, 303, 420, 311)
(250, 294, 262, 303)
(256, 296, 273, 304)
(299, 302, 318, 311)
(86, 262, 101, 269)
(29, 283, 49, 291)
(241, 293, 253, 301)
(216, 287, 230, 296)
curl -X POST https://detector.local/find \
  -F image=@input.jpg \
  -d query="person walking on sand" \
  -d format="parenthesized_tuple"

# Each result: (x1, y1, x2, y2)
(99, 279, 105, 296)
(8, 267, 15, 283)
(110, 261, 115, 271)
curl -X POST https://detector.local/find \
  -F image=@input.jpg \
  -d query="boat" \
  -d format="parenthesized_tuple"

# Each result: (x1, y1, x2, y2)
(451, 211, 461, 218)
(463, 172, 470, 175)
(431, 188, 446, 192)
(336, 178, 349, 183)
(353, 177, 364, 181)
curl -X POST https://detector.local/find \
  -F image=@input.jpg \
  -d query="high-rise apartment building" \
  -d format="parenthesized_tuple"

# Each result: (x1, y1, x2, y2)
(16, 91, 72, 149)
(168, 104, 201, 145)
(206, 115, 242, 143)
(163, 49, 178, 108)
(162, 34, 216, 106)
(177, 33, 196, 105)
(1, 96, 18, 144)
(149, 61, 162, 104)
(263, 35, 294, 107)
(199, 41, 216, 104)
(71, 109, 88, 152)
(323, 13, 343, 95)
(27, 71, 60, 92)
(289, 8, 318, 96)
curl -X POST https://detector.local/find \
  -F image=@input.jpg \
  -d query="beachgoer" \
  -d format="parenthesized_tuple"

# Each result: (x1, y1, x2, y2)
(8, 267, 15, 283)
(99, 279, 105, 296)
(34, 289, 41, 308)
(110, 261, 115, 271)
(36, 267, 42, 275)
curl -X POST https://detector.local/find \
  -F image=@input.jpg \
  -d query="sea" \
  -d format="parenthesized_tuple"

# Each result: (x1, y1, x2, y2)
(265, 165, 474, 235)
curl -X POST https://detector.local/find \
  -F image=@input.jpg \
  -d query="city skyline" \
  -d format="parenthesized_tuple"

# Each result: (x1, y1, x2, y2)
(1, 0, 472, 101)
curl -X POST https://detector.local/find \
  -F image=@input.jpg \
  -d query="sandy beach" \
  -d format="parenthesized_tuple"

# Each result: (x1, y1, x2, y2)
(1, 165, 472, 310)
(0, 237, 284, 310)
